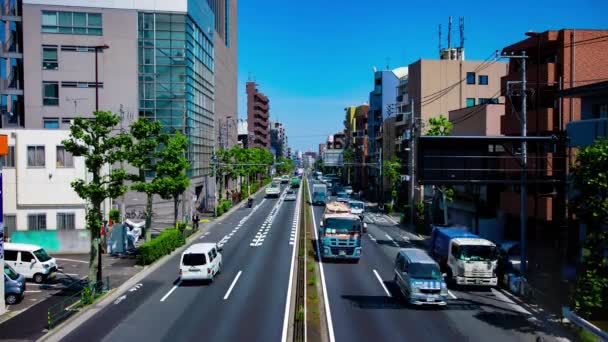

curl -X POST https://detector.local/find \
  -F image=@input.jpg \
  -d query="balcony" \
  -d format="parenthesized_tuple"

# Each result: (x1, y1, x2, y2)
(0, 78, 23, 95)
(567, 118, 608, 147)
(1, 1, 21, 21)
(396, 112, 410, 127)
(0, 33, 22, 58)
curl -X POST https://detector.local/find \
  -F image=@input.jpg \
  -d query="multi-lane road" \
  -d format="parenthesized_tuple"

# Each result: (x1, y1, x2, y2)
(61, 184, 302, 342)
(307, 176, 569, 342)
(55, 176, 571, 342)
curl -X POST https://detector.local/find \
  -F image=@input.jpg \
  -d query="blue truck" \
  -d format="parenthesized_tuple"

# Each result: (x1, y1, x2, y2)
(318, 202, 364, 262)
(429, 226, 498, 287)
(312, 184, 327, 205)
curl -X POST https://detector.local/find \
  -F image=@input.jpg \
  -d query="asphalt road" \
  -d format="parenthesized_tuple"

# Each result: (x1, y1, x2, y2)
(307, 177, 571, 342)
(61, 184, 301, 342)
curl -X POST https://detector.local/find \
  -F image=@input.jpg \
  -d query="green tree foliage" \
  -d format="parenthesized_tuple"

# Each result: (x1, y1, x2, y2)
(276, 156, 294, 175)
(62, 111, 131, 282)
(571, 138, 608, 319)
(154, 132, 190, 226)
(383, 156, 401, 206)
(427, 114, 453, 136)
(127, 118, 162, 240)
(343, 147, 354, 184)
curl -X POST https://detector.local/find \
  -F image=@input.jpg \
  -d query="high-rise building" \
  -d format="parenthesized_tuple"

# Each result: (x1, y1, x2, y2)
(246, 81, 269, 149)
(269, 120, 286, 158)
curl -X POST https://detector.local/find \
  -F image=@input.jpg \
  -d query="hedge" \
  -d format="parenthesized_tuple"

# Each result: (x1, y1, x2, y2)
(137, 229, 186, 265)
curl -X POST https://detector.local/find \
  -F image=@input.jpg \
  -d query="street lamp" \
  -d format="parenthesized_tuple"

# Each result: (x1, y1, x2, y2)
(94, 44, 109, 113)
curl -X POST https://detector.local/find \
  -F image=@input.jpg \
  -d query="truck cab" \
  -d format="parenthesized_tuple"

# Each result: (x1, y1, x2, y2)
(318, 202, 364, 261)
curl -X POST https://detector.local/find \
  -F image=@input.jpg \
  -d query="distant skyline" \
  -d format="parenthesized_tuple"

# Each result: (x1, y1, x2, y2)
(237, 0, 607, 152)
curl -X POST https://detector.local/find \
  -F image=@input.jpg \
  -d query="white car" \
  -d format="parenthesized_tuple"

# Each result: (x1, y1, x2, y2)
(180, 243, 222, 282)
(344, 186, 354, 196)
(285, 189, 297, 201)
(265, 182, 281, 198)
(3, 243, 58, 283)
(349, 200, 364, 215)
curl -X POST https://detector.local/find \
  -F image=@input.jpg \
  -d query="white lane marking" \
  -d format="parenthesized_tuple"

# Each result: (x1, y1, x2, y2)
(373, 269, 392, 298)
(367, 233, 377, 243)
(160, 281, 181, 302)
(114, 295, 127, 305)
(223, 271, 243, 300)
(251, 190, 287, 247)
(281, 183, 303, 342)
(307, 178, 336, 342)
(448, 290, 457, 299)
(55, 258, 88, 264)
(24, 290, 42, 293)
(492, 288, 532, 315)
(385, 234, 399, 247)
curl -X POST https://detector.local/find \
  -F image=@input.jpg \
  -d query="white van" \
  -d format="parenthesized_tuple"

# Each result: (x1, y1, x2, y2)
(3, 243, 58, 283)
(179, 243, 222, 282)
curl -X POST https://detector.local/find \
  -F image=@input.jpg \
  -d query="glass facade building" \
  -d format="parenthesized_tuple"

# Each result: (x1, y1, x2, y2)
(137, 5, 215, 178)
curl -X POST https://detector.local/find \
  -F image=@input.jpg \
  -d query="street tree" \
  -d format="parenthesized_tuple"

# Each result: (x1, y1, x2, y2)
(154, 132, 190, 226)
(276, 156, 294, 175)
(426, 114, 455, 224)
(382, 156, 401, 210)
(215, 148, 235, 200)
(343, 147, 354, 184)
(571, 138, 608, 319)
(62, 111, 131, 283)
(127, 118, 162, 240)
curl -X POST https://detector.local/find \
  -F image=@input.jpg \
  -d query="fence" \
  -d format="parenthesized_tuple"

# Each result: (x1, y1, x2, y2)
(562, 307, 608, 341)
(47, 277, 110, 329)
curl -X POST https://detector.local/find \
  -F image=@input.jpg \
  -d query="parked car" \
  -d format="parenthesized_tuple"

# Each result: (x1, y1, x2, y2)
(4, 264, 25, 305)
(180, 243, 222, 282)
(4, 243, 58, 283)
(285, 189, 297, 201)
(394, 248, 448, 306)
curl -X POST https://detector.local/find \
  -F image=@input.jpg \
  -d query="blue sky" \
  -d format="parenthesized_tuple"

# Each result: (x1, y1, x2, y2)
(236, 0, 607, 152)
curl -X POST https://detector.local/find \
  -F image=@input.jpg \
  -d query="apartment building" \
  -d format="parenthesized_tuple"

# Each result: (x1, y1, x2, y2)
(246, 81, 270, 149)
(269, 120, 287, 158)
(353, 104, 369, 192)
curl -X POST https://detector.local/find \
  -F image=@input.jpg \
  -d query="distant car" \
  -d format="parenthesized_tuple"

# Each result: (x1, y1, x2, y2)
(265, 182, 281, 198)
(285, 189, 297, 201)
(4, 264, 25, 305)
(281, 175, 289, 184)
(336, 191, 347, 199)
(273, 177, 282, 183)
(349, 200, 364, 215)
(336, 197, 349, 205)
(344, 186, 353, 196)
(180, 243, 222, 282)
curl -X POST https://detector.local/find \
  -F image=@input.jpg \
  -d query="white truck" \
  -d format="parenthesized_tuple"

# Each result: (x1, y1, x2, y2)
(265, 182, 281, 198)
(429, 226, 498, 287)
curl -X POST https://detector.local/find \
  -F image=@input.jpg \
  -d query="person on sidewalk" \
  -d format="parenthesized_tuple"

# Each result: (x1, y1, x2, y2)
(192, 214, 199, 230)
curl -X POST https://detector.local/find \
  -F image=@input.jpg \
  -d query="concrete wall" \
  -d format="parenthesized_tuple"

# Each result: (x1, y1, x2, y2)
(10, 229, 90, 254)
(450, 104, 505, 136)
(1, 129, 87, 234)
(22, 4, 139, 128)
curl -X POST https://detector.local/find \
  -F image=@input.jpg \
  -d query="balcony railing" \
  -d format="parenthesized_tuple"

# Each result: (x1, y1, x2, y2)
(1, 0, 21, 21)
(0, 78, 23, 95)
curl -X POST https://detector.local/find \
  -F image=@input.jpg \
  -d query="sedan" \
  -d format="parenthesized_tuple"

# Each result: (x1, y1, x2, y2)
(285, 189, 297, 201)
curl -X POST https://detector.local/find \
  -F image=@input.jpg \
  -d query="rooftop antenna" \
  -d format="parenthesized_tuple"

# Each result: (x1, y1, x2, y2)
(447, 16, 452, 49)
(438, 24, 442, 56)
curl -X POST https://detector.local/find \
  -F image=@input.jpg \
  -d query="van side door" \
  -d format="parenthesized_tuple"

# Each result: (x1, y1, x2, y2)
(20, 251, 36, 276)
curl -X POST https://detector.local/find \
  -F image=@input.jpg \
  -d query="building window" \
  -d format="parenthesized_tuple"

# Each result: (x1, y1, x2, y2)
(43, 82, 59, 106)
(41, 11, 102, 36)
(28, 214, 47, 231)
(61, 81, 103, 88)
(56, 146, 74, 167)
(478, 75, 488, 85)
(0, 146, 15, 168)
(57, 213, 76, 230)
(44, 117, 60, 129)
(479, 98, 499, 105)
(42, 45, 58, 70)
(3, 214, 16, 239)
(27, 146, 45, 167)
(466, 98, 476, 107)
(466, 72, 476, 85)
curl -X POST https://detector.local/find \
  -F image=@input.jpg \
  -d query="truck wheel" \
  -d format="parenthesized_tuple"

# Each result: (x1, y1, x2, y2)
(33, 273, 45, 284)
(5, 294, 19, 305)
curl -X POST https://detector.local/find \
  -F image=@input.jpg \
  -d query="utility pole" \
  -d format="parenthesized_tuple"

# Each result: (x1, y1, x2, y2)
(503, 51, 528, 278)
(119, 105, 127, 223)
(409, 99, 416, 226)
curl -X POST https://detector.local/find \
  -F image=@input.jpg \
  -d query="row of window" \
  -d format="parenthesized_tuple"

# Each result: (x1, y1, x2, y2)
(42, 11, 102, 36)
(3, 213, 76, 237)
(0, 145, 74, 168)
(42, 81, 103, 106)
(466, 72, 489, 85)
(466, 98, 500, 107)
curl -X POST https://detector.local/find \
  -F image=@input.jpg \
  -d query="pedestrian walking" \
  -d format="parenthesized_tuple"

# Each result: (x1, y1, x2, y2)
(192, 214, 199, 230)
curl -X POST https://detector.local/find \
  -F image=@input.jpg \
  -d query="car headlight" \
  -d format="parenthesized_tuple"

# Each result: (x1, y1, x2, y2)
(43, 264, 50, 269)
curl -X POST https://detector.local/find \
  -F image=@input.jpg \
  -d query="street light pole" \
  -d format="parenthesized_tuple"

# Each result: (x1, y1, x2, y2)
(93, 44, 109, 285)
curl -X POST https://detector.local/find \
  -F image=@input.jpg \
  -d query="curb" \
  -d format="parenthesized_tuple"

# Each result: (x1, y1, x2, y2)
(37, 184, 269, 342)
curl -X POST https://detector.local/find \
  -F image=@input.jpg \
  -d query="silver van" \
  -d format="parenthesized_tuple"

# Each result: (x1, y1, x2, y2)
(394, 248, 448, 306)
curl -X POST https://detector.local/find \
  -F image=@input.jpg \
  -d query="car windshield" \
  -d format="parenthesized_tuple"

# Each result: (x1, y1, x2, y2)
(409, 263, 442, 280)
(287, 190, 294, 194)
(459, 245, 498, 261)
(183, 253, 207, 266)
(4, 264, 20, 281)
(350, 202, 363, 209)
(33, 249, 52, 262)
(324, 218, 361, 234)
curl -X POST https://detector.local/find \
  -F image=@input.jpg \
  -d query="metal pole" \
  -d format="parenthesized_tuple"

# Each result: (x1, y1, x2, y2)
(520, 52, 528, 278)
(409, 99, 416, 226)
(95, 46, 102, 284)
(95, 48, 99, 113)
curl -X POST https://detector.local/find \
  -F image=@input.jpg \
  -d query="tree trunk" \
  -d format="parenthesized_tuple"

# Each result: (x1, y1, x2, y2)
(88, 201, 102, 283)
(145, 193, 153, 241)
(173, 196, 179, 227)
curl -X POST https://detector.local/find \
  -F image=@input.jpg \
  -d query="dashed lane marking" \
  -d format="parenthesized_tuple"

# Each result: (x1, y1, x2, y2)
(160, 281, 181, 302)
(250, 189, 287, 247)
(384, 234, 400, 247)
(223, 271, 243, 300)
(216, 198, 267, 248)
(448, 290, 458, 299)
(373, 269, 392, 297)
(367, 233, 377, 243)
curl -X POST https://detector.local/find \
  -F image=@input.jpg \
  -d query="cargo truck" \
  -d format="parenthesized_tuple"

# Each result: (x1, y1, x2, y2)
(290, 177, 301, 188)
(429, 226, 498, 287)
(312, 184, 327, 205)
(318, 201, 366, 261)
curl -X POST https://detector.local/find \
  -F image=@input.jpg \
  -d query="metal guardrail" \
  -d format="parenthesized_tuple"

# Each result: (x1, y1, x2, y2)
(47, 277, 110, 329)
(562, 307, 608, 341)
